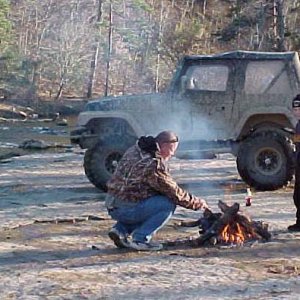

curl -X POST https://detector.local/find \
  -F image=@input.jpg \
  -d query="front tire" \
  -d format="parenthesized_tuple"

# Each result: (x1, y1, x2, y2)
(84, 140, 133, 191)
(237, 131, 294, 191)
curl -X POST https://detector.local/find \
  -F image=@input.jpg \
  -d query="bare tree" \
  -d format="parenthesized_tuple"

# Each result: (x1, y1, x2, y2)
(276, 0, 286, 51)
(86, 0, 103, 99)
(104, 0, 112, 96)
(6, 0, 300, 102)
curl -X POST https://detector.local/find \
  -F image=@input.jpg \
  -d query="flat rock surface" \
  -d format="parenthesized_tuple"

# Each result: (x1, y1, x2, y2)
(1, 121, 300, 299)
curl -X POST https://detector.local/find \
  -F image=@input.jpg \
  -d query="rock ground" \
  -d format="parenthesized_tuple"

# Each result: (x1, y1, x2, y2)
(1, 120, 300, 299)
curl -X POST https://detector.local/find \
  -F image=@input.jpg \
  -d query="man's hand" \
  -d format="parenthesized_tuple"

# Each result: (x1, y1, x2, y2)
(192, 197, 208, 210)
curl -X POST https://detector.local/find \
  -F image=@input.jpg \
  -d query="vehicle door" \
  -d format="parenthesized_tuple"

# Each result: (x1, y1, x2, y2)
(175, 61, 236, 141)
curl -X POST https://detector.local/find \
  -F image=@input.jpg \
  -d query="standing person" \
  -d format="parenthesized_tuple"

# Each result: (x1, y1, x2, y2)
(105, 130, 208, 251)
(288, 94, 300, 231)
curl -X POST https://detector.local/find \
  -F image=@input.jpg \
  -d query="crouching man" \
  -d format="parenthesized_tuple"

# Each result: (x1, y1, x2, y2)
(105, 130, 208, 251)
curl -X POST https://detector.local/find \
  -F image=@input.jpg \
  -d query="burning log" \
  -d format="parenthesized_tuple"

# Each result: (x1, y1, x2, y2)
(194, 200, 271, 246)
(172, 200, 271, 248)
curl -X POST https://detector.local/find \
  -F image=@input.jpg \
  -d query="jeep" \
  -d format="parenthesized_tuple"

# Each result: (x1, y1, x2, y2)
(71, 50, 300, 191)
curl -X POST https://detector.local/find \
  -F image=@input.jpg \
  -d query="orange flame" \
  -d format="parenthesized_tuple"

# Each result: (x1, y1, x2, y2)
(219, 222, 253, 244)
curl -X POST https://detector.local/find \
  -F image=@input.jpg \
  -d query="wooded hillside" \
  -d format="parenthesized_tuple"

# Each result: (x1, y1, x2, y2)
(0, 0, 299, 102)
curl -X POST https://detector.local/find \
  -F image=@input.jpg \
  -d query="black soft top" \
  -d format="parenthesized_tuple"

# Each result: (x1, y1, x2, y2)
(184, 50, 296, 61)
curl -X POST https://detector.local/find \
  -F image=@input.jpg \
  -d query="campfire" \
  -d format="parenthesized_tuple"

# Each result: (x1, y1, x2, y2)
(168, 200, 271, 247)
(219, 223, 249, 244)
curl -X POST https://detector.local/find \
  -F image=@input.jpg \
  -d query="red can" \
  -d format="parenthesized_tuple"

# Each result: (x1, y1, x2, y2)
(245, 197, 252, 206)
(245, 188, 252, 206)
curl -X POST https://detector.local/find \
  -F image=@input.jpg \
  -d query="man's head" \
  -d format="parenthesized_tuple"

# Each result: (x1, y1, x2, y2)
(155, 130, 179, 160)
(292, 94, 300, 120)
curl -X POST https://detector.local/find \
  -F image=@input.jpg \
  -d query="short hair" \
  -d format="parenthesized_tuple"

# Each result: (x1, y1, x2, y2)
(155, 131, 178, 145)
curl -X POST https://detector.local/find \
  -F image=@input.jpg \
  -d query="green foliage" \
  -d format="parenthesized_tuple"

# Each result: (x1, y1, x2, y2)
(0, 0, 11, 52)
(132, 0, 153, 13)
(0, 51, 31, 99)
(0, 0, 21, 98)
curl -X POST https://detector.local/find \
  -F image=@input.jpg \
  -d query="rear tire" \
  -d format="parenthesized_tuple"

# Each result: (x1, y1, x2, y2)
(237, 131, 294, 191)
(84, 138, 135, 191)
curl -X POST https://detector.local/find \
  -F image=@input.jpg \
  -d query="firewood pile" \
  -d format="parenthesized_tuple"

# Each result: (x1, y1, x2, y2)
(165, 200, 271, 248)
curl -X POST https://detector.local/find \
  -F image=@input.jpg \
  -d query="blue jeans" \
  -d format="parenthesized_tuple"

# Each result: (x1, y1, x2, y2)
(108, 195, 176, 243)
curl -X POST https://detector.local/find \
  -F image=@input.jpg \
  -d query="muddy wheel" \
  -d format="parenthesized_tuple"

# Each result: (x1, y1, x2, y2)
(237, 131, 294, 191)
(84, 139, 133, 191)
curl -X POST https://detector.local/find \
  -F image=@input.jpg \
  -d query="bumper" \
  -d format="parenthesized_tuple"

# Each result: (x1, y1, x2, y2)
(70, 127, 99, 149)
(70, 127, 88, 144)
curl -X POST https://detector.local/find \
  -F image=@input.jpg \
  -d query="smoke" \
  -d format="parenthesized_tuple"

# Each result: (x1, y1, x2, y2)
(170, 153, 241, 213)
(138, 93, 225, 142)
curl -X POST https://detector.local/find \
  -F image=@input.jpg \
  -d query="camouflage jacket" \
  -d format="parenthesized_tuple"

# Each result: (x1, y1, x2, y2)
(107, 143, 200, 209)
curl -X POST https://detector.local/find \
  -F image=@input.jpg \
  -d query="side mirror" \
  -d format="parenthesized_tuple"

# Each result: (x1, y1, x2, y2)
(180, 75, 195, 93)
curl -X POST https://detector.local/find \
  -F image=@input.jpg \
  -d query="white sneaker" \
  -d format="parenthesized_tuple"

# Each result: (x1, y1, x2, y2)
(108, 228, 130, 248)
(129, 241, 163, 251)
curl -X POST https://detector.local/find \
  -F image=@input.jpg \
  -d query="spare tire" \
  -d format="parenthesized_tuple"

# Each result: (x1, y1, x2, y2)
(84, 138, 135, 191)
(237, 131, 294, 191)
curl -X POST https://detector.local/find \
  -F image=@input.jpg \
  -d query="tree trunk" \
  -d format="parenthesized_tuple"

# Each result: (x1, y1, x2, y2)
(86, 0, 103, 99)
(104, 1, 113, 97)
(155, 0, 165, 93)
(55, 77, 64, 100)
(276, 0, 286, 51)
